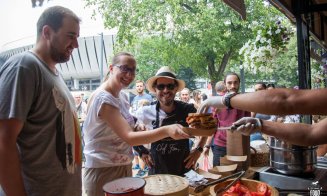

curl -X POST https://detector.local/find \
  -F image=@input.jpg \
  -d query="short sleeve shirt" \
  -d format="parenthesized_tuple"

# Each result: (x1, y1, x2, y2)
(0, 51, 81, 196)
(83, 90, 134, 168)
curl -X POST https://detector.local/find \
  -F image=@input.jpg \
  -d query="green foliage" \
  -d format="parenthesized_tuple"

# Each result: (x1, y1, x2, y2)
(176, 66, 197, 90)
(124, 36, 200, 82)
(229, 33, 299, 88)
(84, 0, 290, 89)
(239, 16, 294, 73)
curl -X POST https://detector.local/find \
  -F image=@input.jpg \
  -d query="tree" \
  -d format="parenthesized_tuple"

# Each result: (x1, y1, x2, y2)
(85, 0, 286, 93)
(176, 66, 197, 90)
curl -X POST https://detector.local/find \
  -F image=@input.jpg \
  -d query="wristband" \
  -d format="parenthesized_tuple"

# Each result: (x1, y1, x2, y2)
(223, 92, 238, 109)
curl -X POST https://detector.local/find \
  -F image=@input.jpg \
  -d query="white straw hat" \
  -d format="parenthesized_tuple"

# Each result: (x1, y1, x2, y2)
(146, 66, 185, 93)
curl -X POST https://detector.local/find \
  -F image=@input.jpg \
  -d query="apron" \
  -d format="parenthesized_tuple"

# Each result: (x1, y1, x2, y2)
(148, 102, 190, 176)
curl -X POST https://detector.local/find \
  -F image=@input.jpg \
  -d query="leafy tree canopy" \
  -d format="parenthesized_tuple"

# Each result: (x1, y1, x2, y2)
(85, 0, 289, 91)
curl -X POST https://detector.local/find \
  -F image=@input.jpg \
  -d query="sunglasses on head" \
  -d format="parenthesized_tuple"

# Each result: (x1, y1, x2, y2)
(155, 83, 176, 90)
(115, 64, 137, 75)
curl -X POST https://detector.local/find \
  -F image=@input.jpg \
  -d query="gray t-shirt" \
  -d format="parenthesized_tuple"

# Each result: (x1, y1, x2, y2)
(0, 51, 81, 196)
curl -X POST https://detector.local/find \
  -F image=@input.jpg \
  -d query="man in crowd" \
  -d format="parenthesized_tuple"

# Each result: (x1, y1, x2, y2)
(208, 73, 250, 166)
(0, 6, 82, 195)
(130, 80, 153, 115)
(74, 92, 87, 121)
(180, 87, 196, 149)
(133, 66, 207, 176)
(130, 80, 153, 176)
(215, 81, 227, 96)
(180, 88, 195, 104)
(203, 81, 226, 157)
(198, 87, 327, 146)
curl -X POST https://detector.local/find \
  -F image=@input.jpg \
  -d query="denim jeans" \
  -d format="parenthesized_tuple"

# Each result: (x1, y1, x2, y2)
(250, 132, 264, 141)
(212, 145, 226, 166)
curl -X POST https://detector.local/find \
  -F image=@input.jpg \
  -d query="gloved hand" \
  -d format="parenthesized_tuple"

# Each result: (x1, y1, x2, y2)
(232, 117, 262, 136)
(198, 96, 225, 113)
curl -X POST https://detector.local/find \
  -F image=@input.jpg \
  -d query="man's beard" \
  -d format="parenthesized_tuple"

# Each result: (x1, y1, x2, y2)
(137, 89, 144, 95)
(228, 88, 239, 93)
(159, 94, 174, 106)
(50, 45, 70, 63)
(162, 99, 174, 106)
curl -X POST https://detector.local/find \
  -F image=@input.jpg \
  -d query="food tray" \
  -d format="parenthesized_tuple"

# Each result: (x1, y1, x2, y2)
(143, 174, 189, 196)
(182, 127, 216, 137)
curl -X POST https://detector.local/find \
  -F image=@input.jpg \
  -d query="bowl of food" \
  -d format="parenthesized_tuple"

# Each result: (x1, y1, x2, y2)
(103, 177, 146, 196)
(209, 178, 278, 196)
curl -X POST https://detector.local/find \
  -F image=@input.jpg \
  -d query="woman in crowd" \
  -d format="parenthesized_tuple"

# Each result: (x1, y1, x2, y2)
(192, 89, 202, 109)
(82, 52, 189, 196)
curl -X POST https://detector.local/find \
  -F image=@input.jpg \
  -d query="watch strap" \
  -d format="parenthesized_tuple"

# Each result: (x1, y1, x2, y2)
(223, 92, 238, 109)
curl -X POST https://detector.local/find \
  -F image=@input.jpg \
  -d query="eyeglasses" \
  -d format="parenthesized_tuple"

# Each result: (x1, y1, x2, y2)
(155, 83, 176, 91)
(115, 64, 137, 75)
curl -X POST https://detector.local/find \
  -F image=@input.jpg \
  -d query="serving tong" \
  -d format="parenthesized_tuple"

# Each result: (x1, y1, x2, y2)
(217, 124, 240, 131)
(193, 170, 245, 193)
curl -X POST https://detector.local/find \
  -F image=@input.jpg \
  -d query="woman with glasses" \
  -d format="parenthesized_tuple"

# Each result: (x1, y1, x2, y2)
(82, 52, 189, 196)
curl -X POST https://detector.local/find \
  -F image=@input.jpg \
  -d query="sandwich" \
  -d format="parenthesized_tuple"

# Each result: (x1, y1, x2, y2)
(186, 113, 217, 129)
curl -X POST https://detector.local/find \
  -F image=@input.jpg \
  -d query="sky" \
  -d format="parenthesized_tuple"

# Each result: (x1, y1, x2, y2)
(0, 0, 109, 52)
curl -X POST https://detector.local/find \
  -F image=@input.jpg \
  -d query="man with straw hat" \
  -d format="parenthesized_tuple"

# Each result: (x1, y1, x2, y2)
(133, 66, 208, 176)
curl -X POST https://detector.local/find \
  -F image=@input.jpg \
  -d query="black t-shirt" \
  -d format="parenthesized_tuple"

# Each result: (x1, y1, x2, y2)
(134, 100, 196, 176)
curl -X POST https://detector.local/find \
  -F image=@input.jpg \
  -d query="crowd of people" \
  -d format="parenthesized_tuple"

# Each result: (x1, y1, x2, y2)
(0, 5, 326, 196)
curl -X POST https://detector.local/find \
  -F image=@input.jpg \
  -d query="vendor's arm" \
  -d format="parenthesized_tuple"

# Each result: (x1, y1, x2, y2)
(184, 136, 207, 169)
(100, 104, 189, 146)
(233, 117, 327, 146)
(260, 118, 327, 146)
(0, 119, 26, 196)
(199, 88, 327, 116)
(231, 88, 327, 115)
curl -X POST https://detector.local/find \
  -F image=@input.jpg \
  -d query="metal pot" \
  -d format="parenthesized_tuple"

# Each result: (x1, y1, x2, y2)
(268, 136, 317, 175)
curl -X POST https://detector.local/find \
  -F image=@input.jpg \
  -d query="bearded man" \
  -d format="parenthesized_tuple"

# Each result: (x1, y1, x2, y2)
(133, 66, 207, 176)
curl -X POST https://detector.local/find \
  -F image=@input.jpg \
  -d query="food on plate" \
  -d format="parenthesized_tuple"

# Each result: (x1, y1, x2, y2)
(186, 113, 217, 129)
(223, 181, 271, 196)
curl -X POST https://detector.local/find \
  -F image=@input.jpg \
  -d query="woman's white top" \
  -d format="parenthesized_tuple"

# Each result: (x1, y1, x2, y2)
(83, 89, 134, 168)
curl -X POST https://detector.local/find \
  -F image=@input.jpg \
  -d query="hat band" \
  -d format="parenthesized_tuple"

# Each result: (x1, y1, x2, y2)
(156, 72, 176, 79)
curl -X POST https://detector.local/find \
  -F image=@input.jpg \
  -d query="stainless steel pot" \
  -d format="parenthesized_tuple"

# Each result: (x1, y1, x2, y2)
(268, 136, 317, 175)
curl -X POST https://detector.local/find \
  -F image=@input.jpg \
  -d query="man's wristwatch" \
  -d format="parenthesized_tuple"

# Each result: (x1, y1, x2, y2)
(223, 92, 238, 109)
(195, 146, 203, 153)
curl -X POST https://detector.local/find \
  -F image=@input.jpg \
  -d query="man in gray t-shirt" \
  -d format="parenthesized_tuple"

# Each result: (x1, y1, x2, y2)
(0, 6, 82, 196)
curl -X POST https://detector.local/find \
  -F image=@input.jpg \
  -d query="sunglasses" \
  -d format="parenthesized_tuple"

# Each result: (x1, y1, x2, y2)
(115, 64, 137, 75)
(155, 83, 176, 90)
